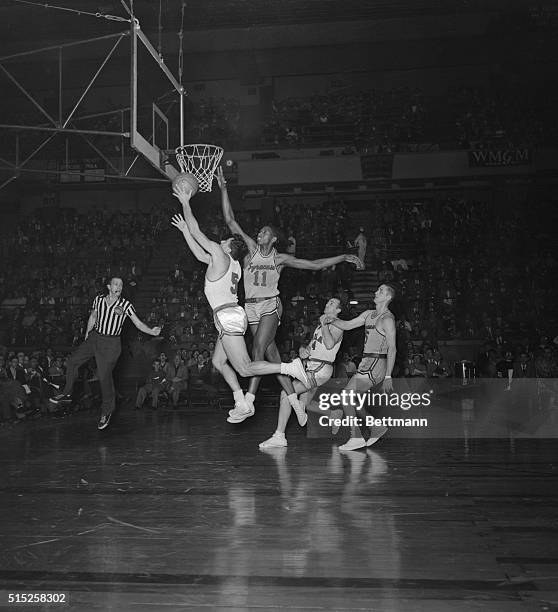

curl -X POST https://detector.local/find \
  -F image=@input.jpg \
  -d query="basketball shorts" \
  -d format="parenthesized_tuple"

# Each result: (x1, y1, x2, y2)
(356, 354, 387, 386)
(244, 296, 282, 327)
(302, 361, 334, 390)
(213, 306, 248, 339)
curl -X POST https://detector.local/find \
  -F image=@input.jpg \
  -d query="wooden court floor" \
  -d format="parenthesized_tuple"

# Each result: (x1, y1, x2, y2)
(0, 387, 557, 611)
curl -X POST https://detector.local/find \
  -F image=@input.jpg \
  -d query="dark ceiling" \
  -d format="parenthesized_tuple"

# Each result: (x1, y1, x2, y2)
(0, 0, 547, 51)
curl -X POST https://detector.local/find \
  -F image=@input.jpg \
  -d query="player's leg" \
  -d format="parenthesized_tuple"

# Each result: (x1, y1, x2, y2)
(211, 338, 252, 421)
(247, 315, 296, 397)
(211, 338, 243, 393)
(260, 333, 306, 417)
(331, 373, 371, 449)
(259, 380, 308, 449)
(220, 334, 310, 385)
(336, 372, 387, 451)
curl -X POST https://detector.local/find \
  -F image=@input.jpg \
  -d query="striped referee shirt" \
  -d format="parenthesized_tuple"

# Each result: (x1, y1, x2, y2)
(92, 295, 136, 336)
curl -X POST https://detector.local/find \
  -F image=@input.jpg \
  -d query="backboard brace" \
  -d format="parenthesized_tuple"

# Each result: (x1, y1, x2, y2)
(0, 12, 186, 187)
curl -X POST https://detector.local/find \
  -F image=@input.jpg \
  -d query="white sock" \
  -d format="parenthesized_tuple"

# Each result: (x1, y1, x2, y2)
(287, 393, 300, 409)
(233, 390, 244, 402)
(273, 430, 286, 438)
(245, 392, 256, 404)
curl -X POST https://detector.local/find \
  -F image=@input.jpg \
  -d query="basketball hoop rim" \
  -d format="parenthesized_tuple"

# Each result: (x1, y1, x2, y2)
(175, 143, 224, 154)
(175, 143, 224, 192)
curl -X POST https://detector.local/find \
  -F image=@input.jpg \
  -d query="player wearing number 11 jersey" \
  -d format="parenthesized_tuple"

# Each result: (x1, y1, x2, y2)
(172, 183, 312, 421)
(217, 167, 362, 423)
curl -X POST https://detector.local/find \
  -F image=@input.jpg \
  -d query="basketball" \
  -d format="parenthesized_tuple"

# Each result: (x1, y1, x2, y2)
(172, 172, 199, 197)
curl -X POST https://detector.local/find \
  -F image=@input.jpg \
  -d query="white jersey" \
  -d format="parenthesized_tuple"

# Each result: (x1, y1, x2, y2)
(308, 323, 343, 364)
(244, 247, 280, 300)
(204, 256, 242, 311)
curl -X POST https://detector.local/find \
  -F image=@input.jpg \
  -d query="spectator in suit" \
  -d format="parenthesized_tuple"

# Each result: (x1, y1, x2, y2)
(476, 342, 493, 377)
(188, 353, 219, 406)
(25, 357, 46, 413)
(167, 353, 189, 408)
(513, 351, 535, 379)
(135, 359, 166, 411)
(6, 356, 26, 384)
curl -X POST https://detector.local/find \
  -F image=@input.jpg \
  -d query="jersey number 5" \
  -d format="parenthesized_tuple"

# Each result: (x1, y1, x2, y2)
(230, 272, 239, 295)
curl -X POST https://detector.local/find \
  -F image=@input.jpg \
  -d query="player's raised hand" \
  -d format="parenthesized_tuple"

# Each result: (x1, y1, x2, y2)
(321, 314, 337, 325)
(171, 213, 187, 233)
(172, 182, 192, 203)
(151, 326, 162, 337)
(344, 254, 364, 269)
(216, 166, 227, 190)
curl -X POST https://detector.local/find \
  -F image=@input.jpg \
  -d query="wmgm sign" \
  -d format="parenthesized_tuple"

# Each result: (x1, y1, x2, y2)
(468, 148, 532, 167)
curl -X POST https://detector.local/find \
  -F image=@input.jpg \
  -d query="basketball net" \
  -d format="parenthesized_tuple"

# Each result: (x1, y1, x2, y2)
(175, 143, 224, 192)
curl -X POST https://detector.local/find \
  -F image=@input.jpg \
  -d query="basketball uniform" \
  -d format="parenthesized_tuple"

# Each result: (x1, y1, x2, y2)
(302, 324, 343, 390)
(205, 256, 247, 338)
(243, 247, 282, 326)
(356, 311, 392, 384)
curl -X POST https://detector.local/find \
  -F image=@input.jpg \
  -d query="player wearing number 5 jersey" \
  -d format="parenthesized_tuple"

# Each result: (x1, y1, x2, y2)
(217, 167, 362, 422)
(171, 183, 313, 421)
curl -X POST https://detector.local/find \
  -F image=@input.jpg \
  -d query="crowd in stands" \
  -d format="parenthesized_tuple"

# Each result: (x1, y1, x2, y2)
(2, 80, 556, 159)
(360, 192, 558, 382)
(185, 97, 241, 151)
(262, 84, 558, 151)
(0, 202, 172, 347)
(263, 87, 427, 151)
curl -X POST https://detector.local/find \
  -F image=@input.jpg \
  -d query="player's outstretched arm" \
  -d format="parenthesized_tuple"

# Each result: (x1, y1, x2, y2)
(216, 167, 257, 252)
(277, 252, 363, 271)
(173, 183, 218, 253)
(171, 214, 210, 264)
(324, 310, 371, 331)
(319, 316, 343, 349)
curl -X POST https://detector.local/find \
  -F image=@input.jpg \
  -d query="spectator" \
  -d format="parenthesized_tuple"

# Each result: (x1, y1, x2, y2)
(135, 359, 166, 411)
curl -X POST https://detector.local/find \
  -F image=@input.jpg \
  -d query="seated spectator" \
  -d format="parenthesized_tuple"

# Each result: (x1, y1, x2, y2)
(431, 348, 450, 378)
(6, 356, 26, 384)
(167, 353, 189, 408)
(25, 356, 47, 413)
(409, 354, 427, 377)
(188, 354, 218, 406)
(48, 356, 66, 387)
(513, 351, 535, 379)
(135, 359, 167, 411)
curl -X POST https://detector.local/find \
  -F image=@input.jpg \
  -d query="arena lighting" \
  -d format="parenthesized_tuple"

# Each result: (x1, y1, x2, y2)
(349, 300, 359, 305)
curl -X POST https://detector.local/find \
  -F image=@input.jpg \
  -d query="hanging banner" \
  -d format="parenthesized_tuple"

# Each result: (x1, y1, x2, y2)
(468, 148, 532, 167)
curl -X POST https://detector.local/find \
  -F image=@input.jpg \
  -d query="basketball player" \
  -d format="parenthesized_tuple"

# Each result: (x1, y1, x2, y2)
(217, 167, 362, 422)
(49, 277, 161, 430)
(259, 297, 344, 448)
(324, 283, 397, 450)
(171, 186, 313, 419)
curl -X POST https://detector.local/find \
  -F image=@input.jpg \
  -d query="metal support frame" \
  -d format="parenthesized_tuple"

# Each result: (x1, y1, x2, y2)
(0, 16, 185, 190)
(129, 19, 185, 180)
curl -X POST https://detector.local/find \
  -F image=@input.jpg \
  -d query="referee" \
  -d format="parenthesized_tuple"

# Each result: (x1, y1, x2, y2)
(50, 277, 161, 430)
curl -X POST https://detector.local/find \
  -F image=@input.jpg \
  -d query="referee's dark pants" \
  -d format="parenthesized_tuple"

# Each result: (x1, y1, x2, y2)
(61, 330, 122, 417)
